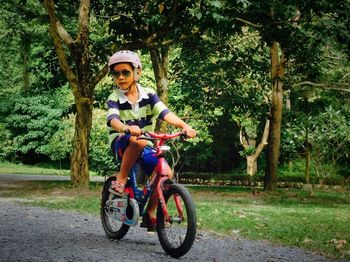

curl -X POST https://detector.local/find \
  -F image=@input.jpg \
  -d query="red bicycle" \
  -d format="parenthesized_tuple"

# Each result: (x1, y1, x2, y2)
(100, 132, 196, 258)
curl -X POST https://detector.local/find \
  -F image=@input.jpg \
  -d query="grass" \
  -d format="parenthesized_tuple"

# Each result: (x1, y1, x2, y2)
(0, 162, 70, 176)
(0, 164, 349, 260)
(190, 186, 350, 259)
(0, 161, 99, 176)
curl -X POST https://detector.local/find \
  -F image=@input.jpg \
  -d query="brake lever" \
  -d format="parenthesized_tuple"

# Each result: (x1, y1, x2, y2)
(136, 132, 155, 142)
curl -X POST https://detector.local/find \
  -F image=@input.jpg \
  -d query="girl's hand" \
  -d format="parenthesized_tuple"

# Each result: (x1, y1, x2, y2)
(125, 125, 142, 136)
(182, 125, 197, 138)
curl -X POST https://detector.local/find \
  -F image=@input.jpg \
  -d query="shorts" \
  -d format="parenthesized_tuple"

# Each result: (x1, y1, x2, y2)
(111, 134, 131, 161)
(111, 134, 159, 180)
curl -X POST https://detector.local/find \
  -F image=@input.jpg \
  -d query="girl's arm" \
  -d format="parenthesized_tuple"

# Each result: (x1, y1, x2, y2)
(163, 112, 196, 138)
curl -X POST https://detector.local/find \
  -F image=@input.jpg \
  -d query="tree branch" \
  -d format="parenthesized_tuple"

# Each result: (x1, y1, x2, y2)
(239, 128, 250, 149)
(254, 119, 269, 157)
(76, 0, 90, 44)
(42, 0, 78, 92)
(56, 20, 74, 48)
(89, 64, 109, 89)
(234, 17, 262, 28)
(294, 81, 350, 93)
(157, 0, 178, 34)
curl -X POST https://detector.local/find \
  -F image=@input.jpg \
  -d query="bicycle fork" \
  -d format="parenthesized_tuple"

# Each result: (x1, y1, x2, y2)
(157, 176, 184, 224)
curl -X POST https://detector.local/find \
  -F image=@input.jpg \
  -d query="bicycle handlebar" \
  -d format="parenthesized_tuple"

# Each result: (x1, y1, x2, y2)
(146, 131, 186, 140)
(124, 130, 187, 140)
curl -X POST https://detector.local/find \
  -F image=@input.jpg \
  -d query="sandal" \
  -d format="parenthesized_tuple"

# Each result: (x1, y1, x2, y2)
(109, 180, 126, 197)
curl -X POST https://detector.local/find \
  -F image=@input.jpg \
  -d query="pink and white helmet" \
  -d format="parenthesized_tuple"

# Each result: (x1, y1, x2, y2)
(108, 50, 142, 70)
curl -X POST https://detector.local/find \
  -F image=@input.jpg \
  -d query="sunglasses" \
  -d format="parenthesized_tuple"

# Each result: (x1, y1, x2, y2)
(111, 69, 132, 78)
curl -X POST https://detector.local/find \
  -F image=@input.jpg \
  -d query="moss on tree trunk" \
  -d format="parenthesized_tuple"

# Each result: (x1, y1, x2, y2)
(70, 97, 93, 187)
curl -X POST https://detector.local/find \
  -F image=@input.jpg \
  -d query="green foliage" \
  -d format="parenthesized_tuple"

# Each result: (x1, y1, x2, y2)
(278, 159, 349, 185)
(169, 28, 271, 172)
(41, 116, 74, 161)
(0, 0, 63, 93)
(0, 87, 73, 163)
(0, 123, 15, 161)
(89, 0, 207, 63)
(1, 0, 350, 180)
(88, 109, 117, 175)
(280, 110, 306, 162)
(179, 157, 349, 186)
(239, 146, 256, 157)
(308, 106, 350, 167)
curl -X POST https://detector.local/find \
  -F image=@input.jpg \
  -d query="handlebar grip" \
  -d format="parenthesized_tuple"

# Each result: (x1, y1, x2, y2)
(179, 131, 187, 141)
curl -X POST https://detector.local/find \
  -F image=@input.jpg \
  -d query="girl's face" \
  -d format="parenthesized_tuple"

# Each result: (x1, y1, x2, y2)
(112, 63, 135, 92)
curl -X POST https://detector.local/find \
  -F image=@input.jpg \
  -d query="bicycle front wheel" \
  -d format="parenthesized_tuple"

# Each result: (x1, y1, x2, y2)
(100, 177, 130, 240)
(156, 183, 197, 258)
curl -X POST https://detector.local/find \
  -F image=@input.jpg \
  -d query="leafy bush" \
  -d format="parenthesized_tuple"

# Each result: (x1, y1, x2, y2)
(88, 109, 117, 175)
(1, 87, 73, 163)
(41, 108, 118, 175)
(309, 106, 350, 165)
(278, 159, 348, 185)
(40, 116, 74, 162)
(0, 123, 15, 161)
(179, 158, 348, 186)
(179, 171, 263, 184)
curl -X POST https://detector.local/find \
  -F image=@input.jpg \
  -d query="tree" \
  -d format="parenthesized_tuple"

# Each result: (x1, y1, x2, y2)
(264, 41, 285, 190)
(41, 0, 106, 187)
(149, 46, 170, 132)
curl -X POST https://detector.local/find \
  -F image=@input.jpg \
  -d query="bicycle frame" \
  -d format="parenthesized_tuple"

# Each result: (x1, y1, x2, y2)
(124, 132, 185, 223)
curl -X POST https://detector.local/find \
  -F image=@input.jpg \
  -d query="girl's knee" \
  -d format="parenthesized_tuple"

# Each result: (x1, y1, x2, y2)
(129, 137, 147, 148)
(165, 165, 173, 179)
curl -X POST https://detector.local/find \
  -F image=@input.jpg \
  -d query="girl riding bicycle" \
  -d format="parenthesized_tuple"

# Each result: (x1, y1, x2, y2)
(106, 50, 196, 231)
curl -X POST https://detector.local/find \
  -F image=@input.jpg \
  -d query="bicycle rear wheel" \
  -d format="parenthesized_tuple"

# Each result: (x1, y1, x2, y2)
(156, 183, 197, 258)
(100, 176, 130, 240)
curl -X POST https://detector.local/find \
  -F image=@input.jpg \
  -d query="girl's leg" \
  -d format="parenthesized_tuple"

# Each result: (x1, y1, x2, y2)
(146, 163, 173, 222)
(111, 136, 147, 195)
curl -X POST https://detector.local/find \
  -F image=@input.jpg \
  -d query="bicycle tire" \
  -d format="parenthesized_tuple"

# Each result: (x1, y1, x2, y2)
(156, 183, 197, 258)
(100, 176, 130, 240)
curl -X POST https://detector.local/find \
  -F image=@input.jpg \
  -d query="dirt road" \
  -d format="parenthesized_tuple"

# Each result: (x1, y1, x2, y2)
(0, 174, 347, 262)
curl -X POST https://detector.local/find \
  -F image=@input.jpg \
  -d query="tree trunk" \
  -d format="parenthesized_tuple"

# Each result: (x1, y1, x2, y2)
(70, 97, 93, 187)
(240, 119, 269, 177)
(247, 155, 258, 176)
(43, 0, 95, 187)
(304, 98, 310, 184)
(149, 47, 169, 133)
(265, 42, 285, 191)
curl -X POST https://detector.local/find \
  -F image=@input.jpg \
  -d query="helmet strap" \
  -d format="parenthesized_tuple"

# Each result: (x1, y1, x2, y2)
(119, 81, 136, 94)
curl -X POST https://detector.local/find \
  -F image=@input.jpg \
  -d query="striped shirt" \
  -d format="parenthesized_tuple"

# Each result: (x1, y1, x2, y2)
(106, 84, 170, 146)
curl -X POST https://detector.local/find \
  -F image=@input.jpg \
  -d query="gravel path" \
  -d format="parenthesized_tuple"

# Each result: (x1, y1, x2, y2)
(1, 198, 347, 262)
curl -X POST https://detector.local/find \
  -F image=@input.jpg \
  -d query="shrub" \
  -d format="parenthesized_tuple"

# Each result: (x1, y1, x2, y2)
(179, 159, 348, 187)
(1, 88, 73, 163)
(0, 123, 15, 161)
(88, 109, 117, 175)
